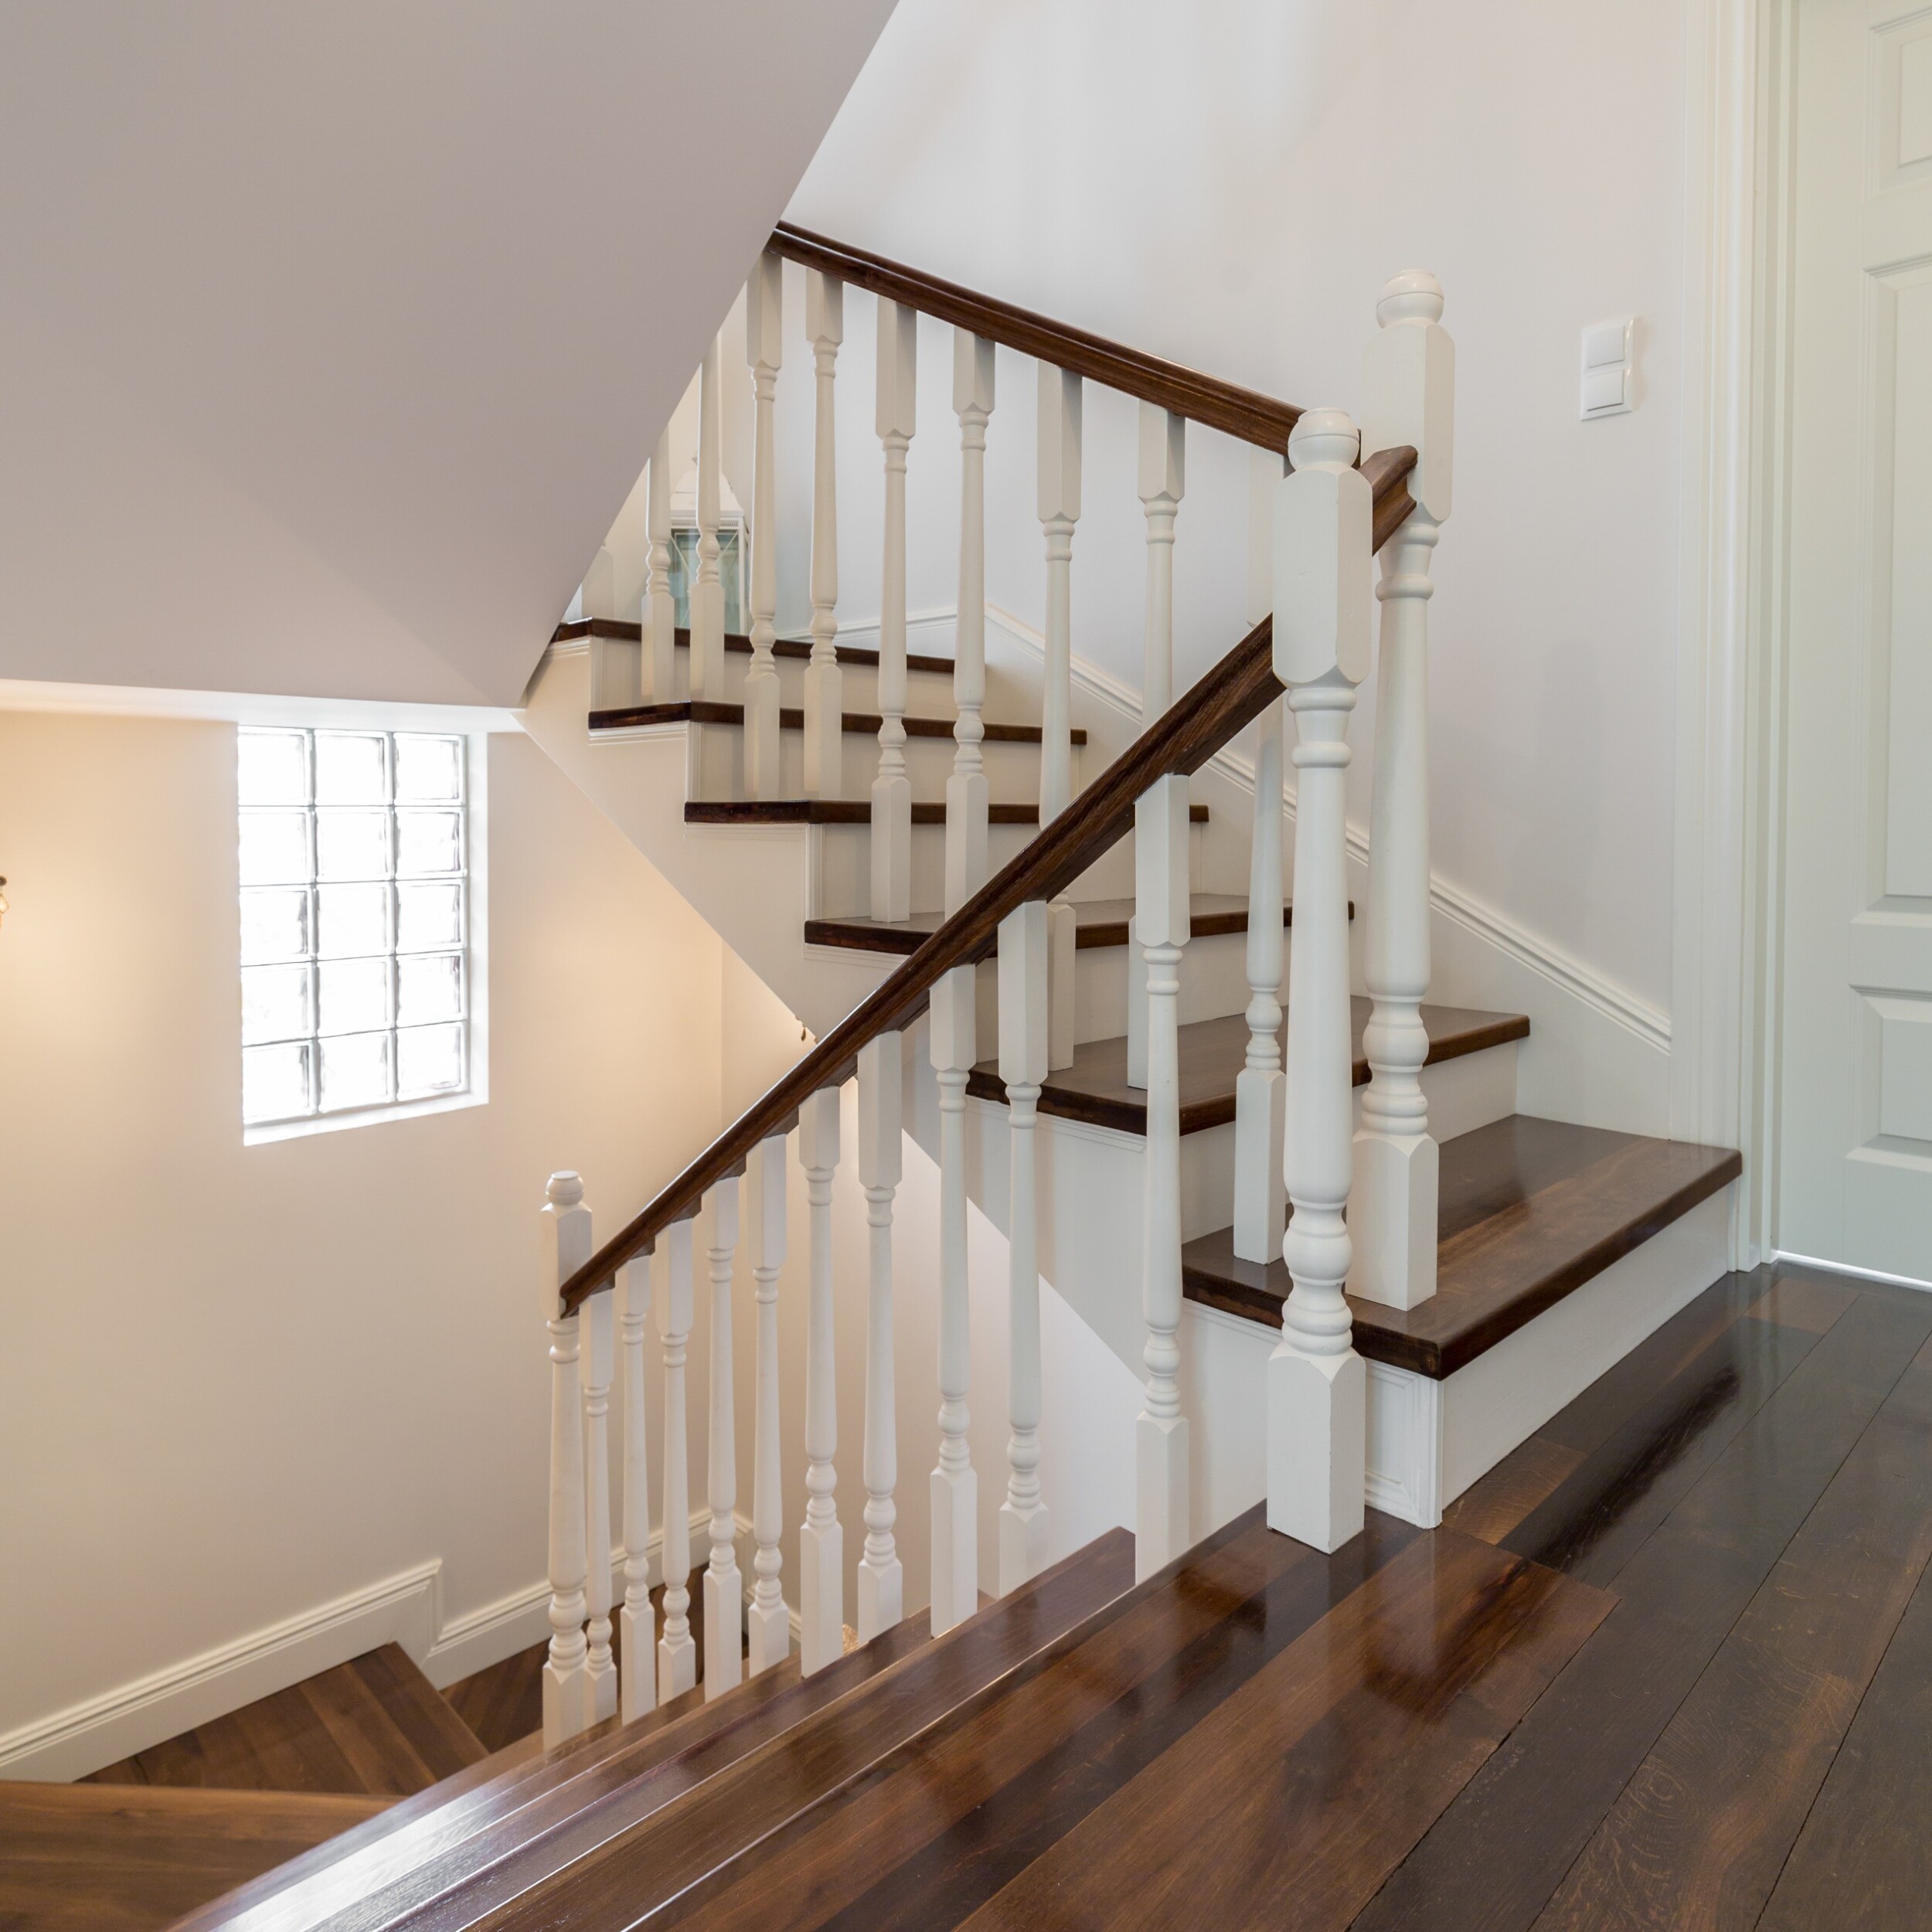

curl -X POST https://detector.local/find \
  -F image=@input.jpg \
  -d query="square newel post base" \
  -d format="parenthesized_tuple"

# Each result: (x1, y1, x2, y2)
(798, 1520, 844, 1676)
(856, 1558, 903, 1645)
(702, 1569, 743, 1699)
(1349, 1130, 1439, 1311)
(747, 1596, 790, 1676)
(999, 1502, 1050, 1598)
(1135, 1412, 1189, 1582)
(1267, 1342, 1366, 1553)
(930, 1464, 978, 1636)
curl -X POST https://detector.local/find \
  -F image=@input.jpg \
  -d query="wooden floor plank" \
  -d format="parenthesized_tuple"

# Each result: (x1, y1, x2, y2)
(1744, 1271, 1861, 1335)
(1349, 1287, 1932, 1932)
(346, 1645, 488, 1781)
(1440, 1436, 1585, 1546)
(1532, 1332, 1932, 1930)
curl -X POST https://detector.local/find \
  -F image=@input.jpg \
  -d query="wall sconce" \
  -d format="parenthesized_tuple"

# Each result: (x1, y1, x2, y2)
(0, 876, 8, 929)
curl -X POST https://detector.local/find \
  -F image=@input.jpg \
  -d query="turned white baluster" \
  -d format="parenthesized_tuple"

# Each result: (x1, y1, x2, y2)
(1268, 409, 1372, 1554)
(1135, 777, 1192, 1580)
(702, 1179, 742, 1699)
(929, 964, 979, 1632)
(617, 1253, 655, 1723)
(692, 333, 727, 702)
(804, 272, 844, 799)
(539, 1172, 593, 1748)
(1353, 270, 1454, 1311)
(1037, 366, 1082, 1070)
(855, 1033, 904, 1641)
(747, 1134, 790, 1674)
(798, 1087, 843, 1673)
(871, 300, 917, 922)
(744, 252, 784, 798)
(1233, 455, 1288, 1265)
(946, 332, 995, 914)
(580, 1284, 617, 1723)
(645, 427, 678, 700)
(998, 900, 1051, 1593)
(656, 1216, 698, 1700)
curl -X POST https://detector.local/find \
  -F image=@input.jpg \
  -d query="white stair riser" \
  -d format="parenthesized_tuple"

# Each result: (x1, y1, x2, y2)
(690, 723, 1066, 806)
(624, 647, 954, 718)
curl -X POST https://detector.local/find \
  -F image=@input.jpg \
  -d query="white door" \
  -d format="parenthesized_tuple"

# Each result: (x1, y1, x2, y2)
(1777, 0, 1932, 1281)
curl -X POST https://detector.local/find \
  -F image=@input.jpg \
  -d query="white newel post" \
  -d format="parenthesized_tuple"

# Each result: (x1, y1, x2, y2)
(798, 1087, 844, 1673)
(1268, 409, 1372, 1554)
(702, 1179, 742, 1699)
(617, 1254, 655, 1723)
(693, 332, 727, 703)
(872, 300, 917, 921)
(580, 1285, 617, 1723)
(747, 1134, 790, 1674)
(1037, 366, 1082, 1070)
(540, 1172, 593, 1748)
(805, 271, 844, 799)
(656, 1216, 698, 1701)
(947, 332, 995, 914)
(1128, 408, 1188, 1094)
(1353, 270, 1454, 1311)
(1135, 777, 1192, 1580)
(998, 900, 1052, 1593)
(856, 1034, 904, 1641)
(929, 964, 980, 1631)
(745, 251, 784, 798)
(1233, 710, 1287, 1262)
(645, 427, 678, 702)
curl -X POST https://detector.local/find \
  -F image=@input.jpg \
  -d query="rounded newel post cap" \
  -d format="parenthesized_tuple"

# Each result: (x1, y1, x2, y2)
(546, 1170, 585, 1208)
(1287, 407, 1360, 472)
(1377, 270, 1444, 326)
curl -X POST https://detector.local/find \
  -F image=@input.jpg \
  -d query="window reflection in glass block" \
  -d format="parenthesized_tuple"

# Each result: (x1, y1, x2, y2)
(242, 963, 313, 1046)
(395, 735, 462, 804)
(315, 733, 389, 804)
(396, 809, 461, 876)
(243, 1041, 312, 1123)
(317, 883, 389, 958)
(318, 956, 391, 1036)
(397, 1022, 464, 1097)
(397, 951, 462, 1026)
(238, 730, 309, 807)
(320, 1031, 392, 1112)
(396, 881, 462, 953)
(316, 808, 390, 880)
(240, 809, 311, 886)
(241, 887, 311, 965)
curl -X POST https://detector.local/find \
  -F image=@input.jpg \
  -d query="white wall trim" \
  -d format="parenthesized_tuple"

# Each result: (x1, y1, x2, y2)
(1769, 1250, 1932, 1295)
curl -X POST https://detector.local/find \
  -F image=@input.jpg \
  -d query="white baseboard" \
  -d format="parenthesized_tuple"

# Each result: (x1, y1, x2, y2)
(1769, 1249, 1932, 1294)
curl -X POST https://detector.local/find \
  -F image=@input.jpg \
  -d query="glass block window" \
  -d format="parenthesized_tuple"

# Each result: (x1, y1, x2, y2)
(666, 523, 743, 634)
(238, 729, 470, 1128)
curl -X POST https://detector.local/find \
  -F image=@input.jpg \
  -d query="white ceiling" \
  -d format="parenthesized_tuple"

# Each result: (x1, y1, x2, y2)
(0, 2, 895, 707)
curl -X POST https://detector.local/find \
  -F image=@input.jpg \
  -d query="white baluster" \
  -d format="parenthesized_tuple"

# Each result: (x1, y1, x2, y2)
(872, 300, 917, 922)
(1037, 366, 1082, 1070)
(1138, 406, 1185, 716)
(656, 1216, 698, 1701)
(998, 900, 1051, 1593)
(946, 332, 995, 914)
(744, 252, 784, 798)
(702, 1179, 742, 1699)
(1268, 409, 1372, 1554)
(929, 964, 979, 1632)
(645, 427, 678, 701)
(798, 1087, 844, 1673)
(1134, 780, 1192, 1580)
(580, 1285, 617, 1723)
(692, 334, 727, 703)
(1353, 270, 1454, 1311)
(539, 1172, 593, 1747)
(747, 1134, 790, 1674)
(617, 1253, 655, 1723)
(804, 272, 844, 799)
(856, 1034, 904, 1641)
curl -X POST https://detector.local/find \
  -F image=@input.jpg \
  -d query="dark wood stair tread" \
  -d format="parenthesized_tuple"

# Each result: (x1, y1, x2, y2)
(589, 699, 1084, 745)
(968, 998, 1526, 1135)
(805, 892, 1294, 957)
(1181, 1114, 1744, 1378)
(687, 799, 1212, 828)
(554, 618, 952, 678)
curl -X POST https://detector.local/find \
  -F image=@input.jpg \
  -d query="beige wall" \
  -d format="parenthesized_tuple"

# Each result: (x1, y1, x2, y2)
(0, 709, 733, 1767)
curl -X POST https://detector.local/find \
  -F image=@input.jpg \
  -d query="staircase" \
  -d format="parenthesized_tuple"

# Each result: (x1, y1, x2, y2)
(10, 224, 1745, 1926)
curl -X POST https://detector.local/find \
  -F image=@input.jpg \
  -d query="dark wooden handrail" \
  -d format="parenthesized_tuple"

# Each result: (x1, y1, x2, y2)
(770, 223, 1302, 456)
(558, 444, 1419, 1312)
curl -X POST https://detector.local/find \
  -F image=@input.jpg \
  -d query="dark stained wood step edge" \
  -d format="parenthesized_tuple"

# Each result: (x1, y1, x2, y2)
(552, 619, 952, 678)
(588, 699, 1084, 746)
(1180, 1114, 1744, 1379)
(687, 799, 1213, 828)
(803, 893, 1310, 957)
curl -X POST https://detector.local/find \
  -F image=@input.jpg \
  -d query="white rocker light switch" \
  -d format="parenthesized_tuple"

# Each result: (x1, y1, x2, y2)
(1580, 318, 1634, 419)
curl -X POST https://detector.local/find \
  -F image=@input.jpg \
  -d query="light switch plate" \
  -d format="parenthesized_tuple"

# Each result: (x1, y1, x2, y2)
(1580, 318, 1634, 418)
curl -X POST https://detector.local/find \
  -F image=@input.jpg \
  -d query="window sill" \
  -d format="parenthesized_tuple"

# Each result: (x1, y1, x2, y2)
(244, 1087, 486, 1146)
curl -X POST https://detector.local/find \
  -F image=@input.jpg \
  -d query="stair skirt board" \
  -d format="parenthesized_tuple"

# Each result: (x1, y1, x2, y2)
(1183, 1186, 1735, 1532)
